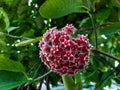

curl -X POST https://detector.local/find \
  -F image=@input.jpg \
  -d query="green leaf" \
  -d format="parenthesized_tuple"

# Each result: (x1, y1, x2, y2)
(114, 78, 120, 84)
(111, 0, 120, 8)
(95, 8, 111, 22)
(0, 0, 13, 2)
(39, 0, 87, 19)
(0, 71, 27, 90)
(6, 26, 19, 33)
(22, 29, 34, 37)
(96, 70, 113, 88)
(15, 36, 42, 46)
(0, 39, 6, 50)
(0, 55, 25, 73)
(99, 22, 120, 35)
(85, 70, 99, 82)
(0, 7, 9, 31)
(79, 17, 92, 28)
(75, 73, 82, 90)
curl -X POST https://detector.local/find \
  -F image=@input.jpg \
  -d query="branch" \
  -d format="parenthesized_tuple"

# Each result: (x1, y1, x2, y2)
(62, 75, 78, 90)
(0, 32, 30, 39)
(33, 71, 52, 82)
(116, 0, 120, 5)
(77, 22, 113, 32)
(91, 49, 120, 62)
(94, 55, 117, 70)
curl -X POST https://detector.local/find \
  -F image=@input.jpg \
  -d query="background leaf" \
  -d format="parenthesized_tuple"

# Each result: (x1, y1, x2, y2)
(0, 7, 9, 31)
(99, 22, 120, 35)
(95, 8, 111, 22)
(39, 0, 86, 19)
(111, 0, 120, 8)
(0, 71, 27, 90)
(0, 39, 6, 50)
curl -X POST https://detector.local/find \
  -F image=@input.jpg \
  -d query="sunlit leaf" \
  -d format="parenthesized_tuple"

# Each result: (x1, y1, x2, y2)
(40, 0, 87, 19)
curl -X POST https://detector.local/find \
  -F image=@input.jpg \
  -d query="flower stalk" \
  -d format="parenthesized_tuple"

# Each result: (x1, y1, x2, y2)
(62, 75, 79, 90)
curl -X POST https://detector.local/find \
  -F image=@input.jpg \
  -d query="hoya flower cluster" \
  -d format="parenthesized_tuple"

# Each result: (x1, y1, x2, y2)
(39, 24, 90, 76)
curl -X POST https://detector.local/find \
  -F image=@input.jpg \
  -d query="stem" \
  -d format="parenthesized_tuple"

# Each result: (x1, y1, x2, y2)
(45, 76, 50, 90)
(62, 75, 78, 90)
(90, 13, 98, 49)
(0, 32, 30, 39)
(24, 71, 52, 88)
(115, 0, 120, 5)
(91, 49, 120, 62)
(87, 0, 98, 49)
(38, 79, 43, 90)
(77, 23, 113, 32)
(33, 71, 52, 82)
(95, 55, 115, 69)
(6, 33, 30, 39)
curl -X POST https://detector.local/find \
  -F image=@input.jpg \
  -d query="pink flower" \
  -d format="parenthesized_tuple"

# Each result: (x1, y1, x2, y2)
(62, 24, 76, 34)
(39, 24, 90, 76)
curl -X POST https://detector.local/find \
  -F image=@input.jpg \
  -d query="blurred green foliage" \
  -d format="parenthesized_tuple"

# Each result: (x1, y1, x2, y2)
(0, 0, 120, 90)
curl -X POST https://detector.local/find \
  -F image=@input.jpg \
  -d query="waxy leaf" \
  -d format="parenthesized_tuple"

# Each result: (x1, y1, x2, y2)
(99, 22, 120, 35)
(40, 0, 86, 19)
(0, 55, 25, 73)
(0, 71, 27, 90)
